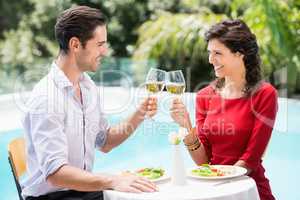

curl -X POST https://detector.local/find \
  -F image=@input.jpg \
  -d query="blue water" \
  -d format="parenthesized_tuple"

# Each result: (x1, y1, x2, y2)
(1, 99, 299, 200)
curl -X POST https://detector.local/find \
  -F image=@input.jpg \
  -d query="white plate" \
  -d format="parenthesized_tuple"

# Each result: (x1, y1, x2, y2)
(122, 169, 170, 183)
(187, 165, 247, 180)
(148, 174, 170, 183)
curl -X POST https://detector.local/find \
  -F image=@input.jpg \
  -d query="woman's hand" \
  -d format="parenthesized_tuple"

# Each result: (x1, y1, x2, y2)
(170, 98, 192, 130)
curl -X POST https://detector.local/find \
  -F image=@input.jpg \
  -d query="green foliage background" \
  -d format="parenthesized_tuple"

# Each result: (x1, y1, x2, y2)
(0, 0, 299, 95)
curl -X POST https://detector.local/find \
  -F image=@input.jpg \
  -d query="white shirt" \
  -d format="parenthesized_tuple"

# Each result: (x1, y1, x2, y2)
(21, 62, 109, 198)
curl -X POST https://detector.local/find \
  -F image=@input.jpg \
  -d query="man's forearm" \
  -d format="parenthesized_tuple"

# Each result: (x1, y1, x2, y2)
(101, 109, 145, 152)
(47, 165, 114, 191)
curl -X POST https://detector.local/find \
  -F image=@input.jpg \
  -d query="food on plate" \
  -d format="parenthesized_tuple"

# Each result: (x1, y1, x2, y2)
(135, 168, 165, 180)
(191, 164, 227, 177)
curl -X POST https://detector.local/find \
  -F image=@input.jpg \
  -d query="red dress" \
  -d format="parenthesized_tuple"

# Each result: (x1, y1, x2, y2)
(196, 82, 277, 200)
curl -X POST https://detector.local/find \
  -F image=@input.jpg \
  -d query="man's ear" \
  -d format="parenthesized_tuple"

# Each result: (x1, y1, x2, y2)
(69, 37, 81, 53)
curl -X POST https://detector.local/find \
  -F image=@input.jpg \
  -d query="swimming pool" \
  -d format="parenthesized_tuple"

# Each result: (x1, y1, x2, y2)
(0, 98, 299, 200)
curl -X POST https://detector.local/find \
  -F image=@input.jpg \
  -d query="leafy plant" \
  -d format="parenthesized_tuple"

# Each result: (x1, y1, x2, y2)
(231, 0, 300, 94)
(133, 12, 226, 91)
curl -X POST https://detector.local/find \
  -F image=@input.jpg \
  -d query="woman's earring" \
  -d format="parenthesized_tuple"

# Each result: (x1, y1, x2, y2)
(236, 52, 244, 58)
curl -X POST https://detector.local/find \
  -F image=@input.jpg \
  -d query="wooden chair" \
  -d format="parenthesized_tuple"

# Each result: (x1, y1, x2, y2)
(8, 137, 26, 200)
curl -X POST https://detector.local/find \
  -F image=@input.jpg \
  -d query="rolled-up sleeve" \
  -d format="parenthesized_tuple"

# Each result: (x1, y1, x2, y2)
(95, 113, 110, 148)
(29, 110, 68, 180)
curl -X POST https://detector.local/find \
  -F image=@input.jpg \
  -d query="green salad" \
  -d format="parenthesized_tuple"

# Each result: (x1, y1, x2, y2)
(135, 168, 165, 180)
(191, 164, 225, 177)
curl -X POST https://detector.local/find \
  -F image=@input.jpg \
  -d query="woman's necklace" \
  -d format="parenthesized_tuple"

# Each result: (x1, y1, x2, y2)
(220, 87, 245, 99)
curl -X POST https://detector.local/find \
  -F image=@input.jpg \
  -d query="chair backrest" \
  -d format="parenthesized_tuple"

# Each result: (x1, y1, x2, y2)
(8, 137, 26, 200)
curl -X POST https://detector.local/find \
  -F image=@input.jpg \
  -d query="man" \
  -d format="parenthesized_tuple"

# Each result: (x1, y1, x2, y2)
(22, 5, 158, 200)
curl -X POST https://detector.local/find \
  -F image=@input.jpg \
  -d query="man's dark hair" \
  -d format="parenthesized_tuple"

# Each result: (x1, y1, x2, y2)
(205, 19, 262, 95)
(55, 6, 107, 54)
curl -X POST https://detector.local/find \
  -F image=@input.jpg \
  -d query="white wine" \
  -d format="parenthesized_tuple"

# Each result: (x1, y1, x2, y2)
(166, 84, 185, 95)
(145, 82, 165, 93)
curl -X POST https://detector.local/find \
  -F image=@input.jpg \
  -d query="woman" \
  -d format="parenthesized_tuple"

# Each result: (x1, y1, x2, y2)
(171, 19, 277, 200)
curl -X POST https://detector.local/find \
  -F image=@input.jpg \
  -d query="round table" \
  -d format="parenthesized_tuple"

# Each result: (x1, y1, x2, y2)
(103, 176, 260, 200)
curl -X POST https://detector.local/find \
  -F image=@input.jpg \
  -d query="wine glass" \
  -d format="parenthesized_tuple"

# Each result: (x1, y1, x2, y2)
(166, 70, 186, 96)
(144, 68, 166, 120)
(166, 70, 186, 123)
(145, 68, 166, 94)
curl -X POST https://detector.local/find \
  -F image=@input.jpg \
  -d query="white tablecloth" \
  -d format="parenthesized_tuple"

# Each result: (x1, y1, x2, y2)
(103, 176, 260, 200)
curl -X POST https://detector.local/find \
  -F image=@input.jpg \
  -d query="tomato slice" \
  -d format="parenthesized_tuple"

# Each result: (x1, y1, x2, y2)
(137, 168, 145, 173)
(211, 168, 218, 172)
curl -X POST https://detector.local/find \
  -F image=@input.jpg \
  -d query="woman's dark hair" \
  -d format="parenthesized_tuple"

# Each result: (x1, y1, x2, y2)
(204, 19, 262, 95)
(55, 6, 107, 54)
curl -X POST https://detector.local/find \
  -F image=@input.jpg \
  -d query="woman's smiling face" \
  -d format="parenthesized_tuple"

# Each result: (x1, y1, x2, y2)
(207, 39, 245, 78)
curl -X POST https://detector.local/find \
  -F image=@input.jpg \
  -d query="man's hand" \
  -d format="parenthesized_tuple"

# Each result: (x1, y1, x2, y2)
(47, 165, 158, 193)
(170, 98, 192, 130)
(111, 173, 158, 193)
(138, 96, 158, 119)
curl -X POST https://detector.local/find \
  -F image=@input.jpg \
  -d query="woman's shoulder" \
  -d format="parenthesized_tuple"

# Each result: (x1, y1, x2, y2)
(195, 84, 216, 104)
(196, 84, 215, 96)
(253, 82, 277, 95)
(195, 81, 277, 99)
(251, 81, 278, 100)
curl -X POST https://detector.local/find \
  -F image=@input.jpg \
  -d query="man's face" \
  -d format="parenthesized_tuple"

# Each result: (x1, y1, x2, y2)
(76, 25, 108, 72)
